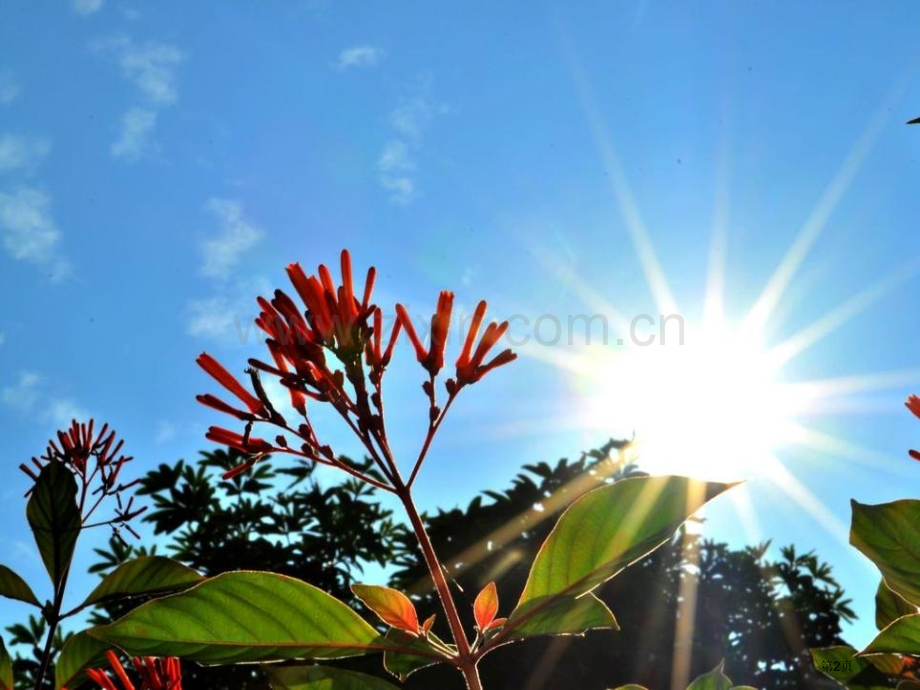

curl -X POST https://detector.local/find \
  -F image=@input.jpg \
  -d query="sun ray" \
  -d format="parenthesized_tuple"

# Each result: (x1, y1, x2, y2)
(784, 422, 916, 480)
(743, 97, 895, 335)
(702, 131, 732, 328)
(555, 28, 678, 316)
(767, 261, 920, 367)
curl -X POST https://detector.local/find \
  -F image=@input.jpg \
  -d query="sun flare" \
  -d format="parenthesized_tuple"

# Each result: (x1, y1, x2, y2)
(579, 321, 803, 480)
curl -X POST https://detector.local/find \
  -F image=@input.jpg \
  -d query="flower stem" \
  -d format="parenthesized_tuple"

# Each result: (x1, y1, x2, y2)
(395, 482, 483, 690)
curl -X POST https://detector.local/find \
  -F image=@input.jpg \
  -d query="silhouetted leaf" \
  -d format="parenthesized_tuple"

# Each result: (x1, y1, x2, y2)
(382, 629, 451, 681)
(0, 565, 40, 607)
(0, 637, 12, 690)
(27, 462, 81, 589)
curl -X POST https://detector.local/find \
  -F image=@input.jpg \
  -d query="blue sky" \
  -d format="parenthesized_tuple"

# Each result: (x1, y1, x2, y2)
(1, 0, 920, 655)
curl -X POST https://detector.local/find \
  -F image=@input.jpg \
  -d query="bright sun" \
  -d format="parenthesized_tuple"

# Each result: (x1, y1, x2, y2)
(580, 320, 802, 480)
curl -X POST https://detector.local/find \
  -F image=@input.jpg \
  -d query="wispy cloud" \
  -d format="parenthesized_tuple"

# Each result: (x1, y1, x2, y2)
(337, 45, 385, 70)
(185, 277, 268, 342)
(110, 107, 157, 160)
(73, 0, 104, 15)
(377, 78, 446, 205)
(378, 140, 416, 206)
(0, 70, 19, 105)
(1, 371, 41, 414)
(201, 198, 264, 279)
(0, 187, 70, 280)
(96, 35, 183, 161)
(1, 371, 87, 425)
(0, 134, 52, 174)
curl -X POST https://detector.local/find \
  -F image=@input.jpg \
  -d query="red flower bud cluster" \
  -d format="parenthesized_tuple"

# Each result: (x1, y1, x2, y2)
(197, 250, 517, 487)
(20, 420, 144, 537)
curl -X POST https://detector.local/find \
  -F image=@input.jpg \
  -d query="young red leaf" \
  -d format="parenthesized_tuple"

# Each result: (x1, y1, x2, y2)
(420, 615, 436, 636)
(352, 584, 420, 635)
(484, 617, 507, 632)
(473, 582, 499, 631)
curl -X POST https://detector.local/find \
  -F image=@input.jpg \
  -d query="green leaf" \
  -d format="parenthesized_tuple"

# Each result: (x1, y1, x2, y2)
(81, 556, 204, 607)
(503, 593, 617, 641)
(811, 646, 895, 689)
(0, 637, 12, 690)
(687, 661, 732, 690)
(876, 579, 918, 630)
(27, 462, 81, 589)
(90, 571, 394, 662)
(611, 686, 648, 690)
(862, 613, 920, 655)
(0, 565, 40, 607)
(266, 665, 402, 690)
(851, 499, 920, 607)
(382, 629, 452, 681)
(54, 631, 110, 690)
(512, 476, 733, 621)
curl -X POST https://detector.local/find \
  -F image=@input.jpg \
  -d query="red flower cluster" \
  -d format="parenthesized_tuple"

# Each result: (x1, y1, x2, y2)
(196, 250, 517, 485)
(86, 651, 181, 690)
(907, 395, 920, 461)
(19, 420, 144, 536)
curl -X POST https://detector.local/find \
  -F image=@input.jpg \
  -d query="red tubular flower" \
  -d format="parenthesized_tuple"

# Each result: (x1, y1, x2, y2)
(395, 292, 454, 376)
(907, 395, 920, 420)
(454, 300, 517, 387)
(196, 354, 266, 417)
(205, 426, 274, 455)
(86, 650, 182, 690)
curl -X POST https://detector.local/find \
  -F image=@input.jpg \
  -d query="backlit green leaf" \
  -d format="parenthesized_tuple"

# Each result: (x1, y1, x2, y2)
(0, 565, 40, 607)
(876, 579, 918, 631)
(266, 665, 402, 690)
(0, 637, 12, 690)
(90, 571, 386, 663)
(54, 631, 109, 690)
(382, 629, 451, 681)
(503, 593, 617, 641)
(513, 476, 733, 623)
(687, 661, 732, 690)
(27, 462, 81, 589)
(851, 499, 920, 607)
(861, 613, 920, 655)
(81, 556, 204, 607)
(811, 646, 895, 689)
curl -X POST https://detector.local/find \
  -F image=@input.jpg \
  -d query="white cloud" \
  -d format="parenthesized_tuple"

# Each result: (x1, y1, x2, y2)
(376, 77, 447, 205)
(110, 107, 157, 160)
(202, 198, 264, 279)
(154, 421, 177, 444)
(47, 398, 89, 426)
(390, 98, 436, 141)
(0, 71, 19, 105)
(337, 45, 385, 70)
(0, 134, 52, 174)
(1, 371, 87, 425)
(108, 37, 184, 106)
(73, 0, 104, 15)
(1, 371, 41, 413)
(378, 140, 416, 205)
(0, 187, 70, 280)
(96, 36, 183, 160)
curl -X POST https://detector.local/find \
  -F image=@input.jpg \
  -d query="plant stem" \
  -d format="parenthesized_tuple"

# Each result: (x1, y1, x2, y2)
(396, 483, 483, 690)
(34, 566, 71, 690)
